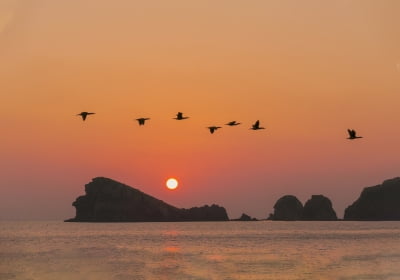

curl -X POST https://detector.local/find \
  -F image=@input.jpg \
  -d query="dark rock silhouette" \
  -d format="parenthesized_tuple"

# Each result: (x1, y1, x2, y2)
(269, 195, 303, 221)
(302, 195, 337, 220)
(344, 177, 400, 220)
(232, 213, 257, 221)
(65, 177, 229, 222)
(269, 194, 338, 221)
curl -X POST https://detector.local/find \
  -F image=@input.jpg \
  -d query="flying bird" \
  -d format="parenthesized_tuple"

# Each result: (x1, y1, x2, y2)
(77, 112, 95, 121)
(225, 121, 241, 126)
(136, 118, 150, 126)
(173, 112, 189, 120)
(347, 129, 363, 140)
(250, 120, 265, 130)
(207, 126, 222, 134)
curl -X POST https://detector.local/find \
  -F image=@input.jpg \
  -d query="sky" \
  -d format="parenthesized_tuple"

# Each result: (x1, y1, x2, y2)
(1, 0, 399, 220)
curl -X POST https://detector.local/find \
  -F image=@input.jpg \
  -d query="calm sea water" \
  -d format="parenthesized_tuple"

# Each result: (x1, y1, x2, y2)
(1, 221, 400, 280)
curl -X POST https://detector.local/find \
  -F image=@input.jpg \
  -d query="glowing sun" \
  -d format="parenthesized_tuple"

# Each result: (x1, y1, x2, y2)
(166, 178, 178, 190)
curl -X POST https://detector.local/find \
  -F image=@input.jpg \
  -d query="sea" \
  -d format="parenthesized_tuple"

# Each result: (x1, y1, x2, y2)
(1, 221, 400, 280)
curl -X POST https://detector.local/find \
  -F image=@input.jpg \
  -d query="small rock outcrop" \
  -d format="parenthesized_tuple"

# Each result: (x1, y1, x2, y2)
(232, 213, 257, 221)
(269, 195, 303, 221)
(65, 177, 229, 222)
(302, 195, 337, 220)
(344, 177, 400, 221)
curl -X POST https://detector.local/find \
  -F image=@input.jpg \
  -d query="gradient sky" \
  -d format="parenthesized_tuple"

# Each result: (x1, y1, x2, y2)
(1, 0, 400, 220)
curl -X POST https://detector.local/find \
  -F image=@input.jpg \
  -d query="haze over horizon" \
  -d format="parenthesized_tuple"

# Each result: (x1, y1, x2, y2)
(1, 0, 400, 220)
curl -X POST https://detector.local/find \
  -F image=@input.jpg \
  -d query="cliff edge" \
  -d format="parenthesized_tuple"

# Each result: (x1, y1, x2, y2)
(344, 177, 400, 221)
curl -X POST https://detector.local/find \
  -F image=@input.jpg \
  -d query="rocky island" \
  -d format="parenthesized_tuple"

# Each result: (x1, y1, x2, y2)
(65, 177, 229, 222)
(344, 177, 400, 220)
(231, 213, 258, 221)
(268, 194, 337, 221)
(268, 195, 303, 221)
(302, 195, 337, 221)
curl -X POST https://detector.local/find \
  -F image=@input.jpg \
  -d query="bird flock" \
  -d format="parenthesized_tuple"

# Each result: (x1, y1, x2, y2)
(76, 111, 362, 139)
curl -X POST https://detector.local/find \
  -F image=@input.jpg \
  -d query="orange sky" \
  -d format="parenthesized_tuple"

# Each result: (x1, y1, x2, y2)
(1, 0, 400, 220)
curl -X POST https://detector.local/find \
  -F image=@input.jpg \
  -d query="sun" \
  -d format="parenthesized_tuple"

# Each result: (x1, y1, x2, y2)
(166, 178, 178, 190)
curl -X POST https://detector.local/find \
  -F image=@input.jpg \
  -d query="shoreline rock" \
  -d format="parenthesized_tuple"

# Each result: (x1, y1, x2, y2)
(66, 177, 229, 222)
(302, 195, 337, 221)
(344, 177, 400, 221)
(231, 213, 258, 221)
(268, 194, 337, 221)
(66, 176, 400, 222)
(269, 195, 303, 221)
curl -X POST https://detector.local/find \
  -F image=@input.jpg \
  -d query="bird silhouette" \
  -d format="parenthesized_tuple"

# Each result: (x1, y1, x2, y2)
(77, 112, 95, 121)
(347, 129, 362, 140)
(250, 120, 265, 130)
(225, 121, 241, 126)
(173, 112, 189, 120)
(207, 126, 222, 134)
(136, 118, 150, 126)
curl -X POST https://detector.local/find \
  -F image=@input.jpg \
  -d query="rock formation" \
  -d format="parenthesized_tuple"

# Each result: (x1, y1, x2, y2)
(344, 177, 400, 221)
(65, 177, 229, 222)
(268, 194, 338, 221)
(232, 213, 257, 221)
(302, 195, 337, 220)
(269, 195, 303, 221)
